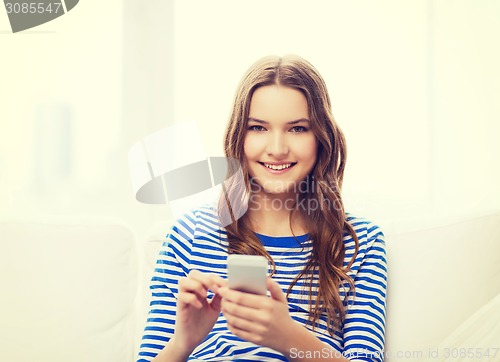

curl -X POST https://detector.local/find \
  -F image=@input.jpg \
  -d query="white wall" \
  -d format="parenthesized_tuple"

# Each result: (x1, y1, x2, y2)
(431, 0, 500, 218)
(0, 0, 124, 217)
(172, 0, 500, 230)
(0, 0, 498, 235)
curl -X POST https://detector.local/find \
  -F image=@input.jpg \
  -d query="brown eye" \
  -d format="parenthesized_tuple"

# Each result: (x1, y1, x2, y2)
(248, 125, 266, 132)
(290, 126, 307, 133)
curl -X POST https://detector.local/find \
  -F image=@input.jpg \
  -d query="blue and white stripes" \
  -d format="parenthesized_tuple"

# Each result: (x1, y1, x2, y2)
(137, 206, 387, 362)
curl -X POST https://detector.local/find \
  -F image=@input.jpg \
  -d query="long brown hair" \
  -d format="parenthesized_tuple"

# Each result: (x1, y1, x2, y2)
(218, 55, 359, 336)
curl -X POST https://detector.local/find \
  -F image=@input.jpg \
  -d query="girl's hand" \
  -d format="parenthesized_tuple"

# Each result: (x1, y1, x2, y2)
(219, 277, 297, 354)
(171, 270, 227, 357)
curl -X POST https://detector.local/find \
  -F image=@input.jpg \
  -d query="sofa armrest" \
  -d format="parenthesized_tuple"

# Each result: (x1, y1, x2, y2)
(0, 216, 139, 362)
(384, 211, 500, 360)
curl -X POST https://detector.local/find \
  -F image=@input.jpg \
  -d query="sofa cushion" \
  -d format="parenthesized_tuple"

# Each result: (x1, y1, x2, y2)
(384, 211, 500, 360)
(0, 216, 138, 362)
(437, 292, 500, 361)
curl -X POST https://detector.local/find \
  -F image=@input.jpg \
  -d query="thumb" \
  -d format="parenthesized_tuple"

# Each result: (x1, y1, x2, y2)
(267, 277, 287, 303)
(209, 293, 223, 311)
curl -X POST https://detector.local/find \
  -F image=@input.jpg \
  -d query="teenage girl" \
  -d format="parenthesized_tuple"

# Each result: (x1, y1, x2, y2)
(138, 55, 387, 362)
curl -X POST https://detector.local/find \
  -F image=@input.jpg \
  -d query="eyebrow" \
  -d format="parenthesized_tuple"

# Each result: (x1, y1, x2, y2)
(247, 117, 310, 125)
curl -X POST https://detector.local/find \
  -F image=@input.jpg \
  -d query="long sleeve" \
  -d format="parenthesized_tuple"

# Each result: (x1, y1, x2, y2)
(343, 223, 387, 362)
(136, 211, 197, 362)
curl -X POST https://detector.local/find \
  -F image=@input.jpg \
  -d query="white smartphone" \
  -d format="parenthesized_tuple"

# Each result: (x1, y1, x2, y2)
(227, 255, 268, 295)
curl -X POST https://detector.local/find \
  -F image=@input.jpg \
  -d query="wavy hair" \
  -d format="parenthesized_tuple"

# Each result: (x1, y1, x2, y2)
(218, 55, 359, 335)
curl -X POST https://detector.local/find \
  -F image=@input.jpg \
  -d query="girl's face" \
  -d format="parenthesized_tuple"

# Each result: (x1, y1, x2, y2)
(244, 85, 318, 196)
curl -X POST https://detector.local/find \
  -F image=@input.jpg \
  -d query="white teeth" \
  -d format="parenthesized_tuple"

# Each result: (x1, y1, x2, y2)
(263, 163, 292, 170)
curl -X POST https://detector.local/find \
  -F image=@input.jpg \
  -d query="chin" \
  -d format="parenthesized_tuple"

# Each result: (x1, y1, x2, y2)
(253, 179, 298, 195)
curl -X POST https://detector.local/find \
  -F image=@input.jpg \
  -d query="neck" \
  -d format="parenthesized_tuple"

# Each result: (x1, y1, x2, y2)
(246, 191, 307, 236)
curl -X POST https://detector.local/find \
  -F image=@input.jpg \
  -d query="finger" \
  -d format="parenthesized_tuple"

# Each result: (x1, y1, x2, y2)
(267, 277, 287, 303)
(178, 290, 204, 309)
(179, 278, 219, 311)
(189, 270, 225, 293)
(224, 310, 265, 335)
(226, 322, 264, 346)
(209, 293, 223, 311)
(221, 298, 267, 324)
(209, 274, 228, 291)
(179, 277, 208, 300)
(218, 287, 267, 309)
(185, 271, 223, 295)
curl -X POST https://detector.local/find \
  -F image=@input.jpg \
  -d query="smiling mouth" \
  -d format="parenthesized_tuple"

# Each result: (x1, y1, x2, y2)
(259, 162, 297, 171)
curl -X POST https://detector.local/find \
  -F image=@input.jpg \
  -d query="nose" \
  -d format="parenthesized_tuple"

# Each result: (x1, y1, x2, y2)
(266, 132, 289, 158)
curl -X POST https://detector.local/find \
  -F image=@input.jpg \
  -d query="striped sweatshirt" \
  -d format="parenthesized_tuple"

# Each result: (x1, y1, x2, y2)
(137, 205, 387, 361)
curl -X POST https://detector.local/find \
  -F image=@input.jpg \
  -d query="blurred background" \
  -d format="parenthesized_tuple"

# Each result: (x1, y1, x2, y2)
(1, 0, 499, 235)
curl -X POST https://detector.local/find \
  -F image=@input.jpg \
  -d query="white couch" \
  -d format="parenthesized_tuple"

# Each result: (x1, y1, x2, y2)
(1, 211, 499, 362)
(384, 211, 500, 361)
(0, 216, 139, 362)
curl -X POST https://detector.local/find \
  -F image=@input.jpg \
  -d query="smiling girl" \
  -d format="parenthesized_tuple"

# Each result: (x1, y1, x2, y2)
(137, 55, 387, 362)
